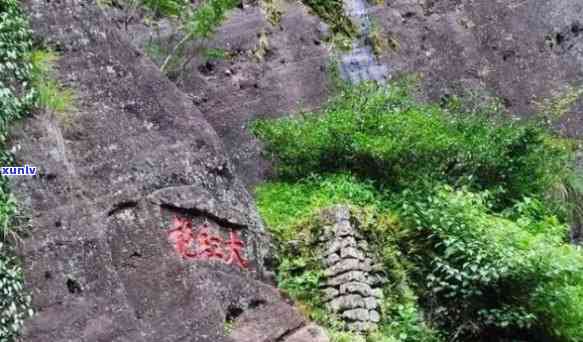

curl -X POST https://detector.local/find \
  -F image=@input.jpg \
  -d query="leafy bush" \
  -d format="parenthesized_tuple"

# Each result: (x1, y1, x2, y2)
(256, 173, 383, 239)
(252, 80, 572, 207)
(149, 0, 238, 73)
(187, 0, 238, 38)
(399, 186, 583, 341)
(256, 177, 440, 342)
(0, 0, 35, 135)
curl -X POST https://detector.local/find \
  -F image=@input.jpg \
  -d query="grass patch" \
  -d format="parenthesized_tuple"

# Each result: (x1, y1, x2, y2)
(30, 50, 76, 125)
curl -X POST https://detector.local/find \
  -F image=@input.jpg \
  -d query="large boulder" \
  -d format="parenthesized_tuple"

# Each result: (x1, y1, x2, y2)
(11, 1, 325, 341)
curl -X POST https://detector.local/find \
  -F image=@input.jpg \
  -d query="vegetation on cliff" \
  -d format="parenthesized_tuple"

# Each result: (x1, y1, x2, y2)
(253, 79, 583, 341)
(0, 1, 34, 340)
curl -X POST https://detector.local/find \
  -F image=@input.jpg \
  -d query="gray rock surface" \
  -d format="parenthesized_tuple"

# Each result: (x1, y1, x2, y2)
(228, 302, 305, 342)
(369, 0, 583, 135)
(11, 1, 326, 341)
(175, 3, 332, 188)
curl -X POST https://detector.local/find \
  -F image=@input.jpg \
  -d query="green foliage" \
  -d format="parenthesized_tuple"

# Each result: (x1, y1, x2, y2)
(252, 80, 572, 207)
(203, 47, 227, 62)
(187, 0, 237, 39)
(0, 0, 35, 136)
(256, 173, 382, 240)
(0, 1, 34, 340)
(399, 186, 583, 340)
(374, 300, 440, 342)
(254, 79, 583, 340)
(152, 0, 237, 73)
(256, 177, 440, 341)
(140, 0, 189, 17)
(0, 243, 32, 341)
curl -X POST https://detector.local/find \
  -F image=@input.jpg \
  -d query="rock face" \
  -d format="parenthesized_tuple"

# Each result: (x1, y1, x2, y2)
(181, 2, 332, 188)
(317, 206, 384, 333)
(11, 1, 325, 341)
(369, 0, 583, 134)
(115, 1, 332, 188)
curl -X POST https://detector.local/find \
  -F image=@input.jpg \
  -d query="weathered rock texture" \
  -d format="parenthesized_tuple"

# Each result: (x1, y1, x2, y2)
(115, 1, 332, 187)
(182, 2, 332, 188)
(369, 0, 583, 135)
(11, 1, 325, 341)
(317, 206, 384, 332)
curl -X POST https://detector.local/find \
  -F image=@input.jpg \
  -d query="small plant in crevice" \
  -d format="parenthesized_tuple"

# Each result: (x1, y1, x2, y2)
(534, 84, 583, 123)
(301, 0, 357, 39)
(253, 31, 270, 62)
(260, 0, 284, 26)
(101, 0, 238, 78)
(157, 0, 238, 74)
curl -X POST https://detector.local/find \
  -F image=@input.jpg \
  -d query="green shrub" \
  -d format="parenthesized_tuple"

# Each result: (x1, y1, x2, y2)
(157, 0, 238, 73)
(256, 176, 440, 341)
(301, 0, 357, 38)
(0, 0, 35, 135)
(252, 80, 572, 207)
(187, 0, 238, 38)
(256, 173, 383, 239)
(399, 185, 583, 341)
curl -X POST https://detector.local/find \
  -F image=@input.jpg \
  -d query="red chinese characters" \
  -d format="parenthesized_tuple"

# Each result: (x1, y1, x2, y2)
(167, 216, 249, 269)
(167, 217, 197, 258)
(224, 231, 249, 268)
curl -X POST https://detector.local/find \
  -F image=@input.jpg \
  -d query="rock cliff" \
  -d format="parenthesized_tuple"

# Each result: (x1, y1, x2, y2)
(9, 0, 583, 340)
(10, 1, 324, 341)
